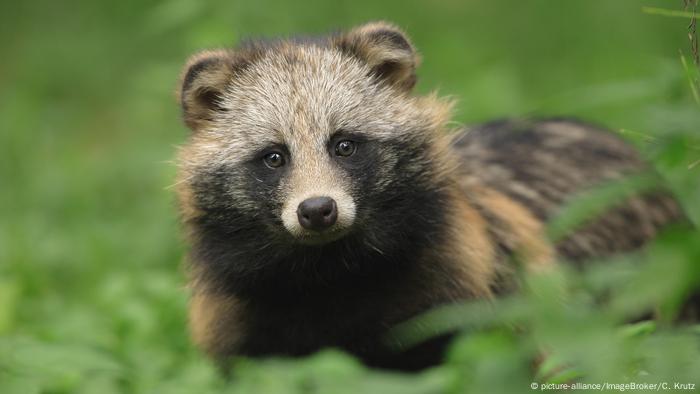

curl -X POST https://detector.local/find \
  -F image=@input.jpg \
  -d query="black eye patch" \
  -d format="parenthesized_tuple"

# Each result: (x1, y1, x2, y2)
(242, 145, 291, 188)
(328, 132, 368, 167)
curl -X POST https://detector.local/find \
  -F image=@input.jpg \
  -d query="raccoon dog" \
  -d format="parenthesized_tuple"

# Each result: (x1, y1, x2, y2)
(175, 22, 683, 371)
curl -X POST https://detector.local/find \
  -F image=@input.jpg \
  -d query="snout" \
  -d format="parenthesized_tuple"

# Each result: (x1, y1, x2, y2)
(281, 189, 356, 243)
(297, 197, 338, 231)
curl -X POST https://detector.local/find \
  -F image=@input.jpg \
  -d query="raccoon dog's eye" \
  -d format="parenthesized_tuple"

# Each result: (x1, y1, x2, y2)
(335, 140, 356, 157)
(263, 152, 286, 168)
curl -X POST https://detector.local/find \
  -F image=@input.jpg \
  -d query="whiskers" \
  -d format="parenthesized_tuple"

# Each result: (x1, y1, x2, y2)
(164, 173, 195, 190)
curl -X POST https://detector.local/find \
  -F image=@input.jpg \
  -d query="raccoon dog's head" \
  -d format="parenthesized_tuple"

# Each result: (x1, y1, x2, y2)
(177, 22, 454, 288)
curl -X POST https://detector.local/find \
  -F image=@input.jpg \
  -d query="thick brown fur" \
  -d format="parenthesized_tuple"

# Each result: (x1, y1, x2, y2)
(175, 22, 684, 371)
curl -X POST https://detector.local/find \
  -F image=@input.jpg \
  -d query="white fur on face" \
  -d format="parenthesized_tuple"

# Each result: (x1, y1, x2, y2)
(280, 185, 356, 241)
(280, 136, 357, 242)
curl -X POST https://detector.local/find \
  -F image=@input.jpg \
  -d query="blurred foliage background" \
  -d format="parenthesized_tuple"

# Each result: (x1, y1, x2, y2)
(1, 1, 699, 393)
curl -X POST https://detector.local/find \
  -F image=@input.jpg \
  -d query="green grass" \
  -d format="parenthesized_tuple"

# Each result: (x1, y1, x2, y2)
(1, 1, 699, 393)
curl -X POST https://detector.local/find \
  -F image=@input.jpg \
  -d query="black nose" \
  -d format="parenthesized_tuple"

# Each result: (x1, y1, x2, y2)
(297, 197, 338, 231)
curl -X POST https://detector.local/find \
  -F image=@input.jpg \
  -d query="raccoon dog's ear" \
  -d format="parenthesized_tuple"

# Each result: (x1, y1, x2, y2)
(178, 50, 249, 130)
(334, 21, 420, 91)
